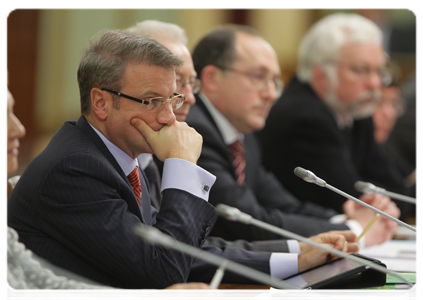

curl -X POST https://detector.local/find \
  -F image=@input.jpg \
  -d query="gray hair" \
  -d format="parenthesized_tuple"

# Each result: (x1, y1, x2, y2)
(78, 28, 184, 115)
(126, 20, 188, 46)
(297, 13, 383, 83)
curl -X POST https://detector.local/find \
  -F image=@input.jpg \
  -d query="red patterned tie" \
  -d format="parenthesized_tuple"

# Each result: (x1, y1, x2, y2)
(229, 140, 246, 185)
(127, 167, 141, 206)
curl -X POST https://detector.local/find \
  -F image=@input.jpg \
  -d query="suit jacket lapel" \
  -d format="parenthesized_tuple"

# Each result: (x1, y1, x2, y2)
(75, 115, 144, 221)
(192, 96, 238, 181)
(194, 95, 231, 152)
(195, 95, 221, 134)
(138, 165, 152, 225)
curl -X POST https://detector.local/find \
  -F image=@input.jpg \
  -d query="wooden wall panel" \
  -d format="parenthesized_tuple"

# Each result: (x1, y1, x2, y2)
(7, 9, 39, 174)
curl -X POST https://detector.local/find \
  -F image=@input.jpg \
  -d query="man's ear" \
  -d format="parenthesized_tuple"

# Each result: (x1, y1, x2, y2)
(200, 65, 223, 93)
(90, 88, 108, 120)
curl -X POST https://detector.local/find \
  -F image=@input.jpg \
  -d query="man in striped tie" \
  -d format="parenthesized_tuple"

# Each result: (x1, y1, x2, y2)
(186, 24, 399, 248)
(8, 28, 218, 289)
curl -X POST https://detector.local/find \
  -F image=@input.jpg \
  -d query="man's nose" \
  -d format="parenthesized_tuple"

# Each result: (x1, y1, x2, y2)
(9, 114, 26, 139)
(259, 80, 278, 103)
(177, 81, 197, 106)
(366, 70, 383, 90)
(157, 101, 176, 125)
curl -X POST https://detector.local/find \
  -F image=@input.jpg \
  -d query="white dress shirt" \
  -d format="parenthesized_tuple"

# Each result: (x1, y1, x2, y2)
(89, 123, 216, 202)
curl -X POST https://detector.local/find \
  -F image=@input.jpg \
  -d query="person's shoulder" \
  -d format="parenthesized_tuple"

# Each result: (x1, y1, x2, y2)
(26, 120, 103, 176)
(186, 103, 216, 135)
(272, 82, 322, 118)
(186, 102, 207, 124)
(51, 119, 100, 152)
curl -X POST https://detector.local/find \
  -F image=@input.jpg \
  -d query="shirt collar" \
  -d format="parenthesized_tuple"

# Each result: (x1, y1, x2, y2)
(88, 122, 138, 176)
(333, 112, 354, 129)
(138, 153, 153, 171)
(198, 92, 243, 145)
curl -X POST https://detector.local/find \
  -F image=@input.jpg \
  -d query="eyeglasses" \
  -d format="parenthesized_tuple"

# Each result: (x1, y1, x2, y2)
(327, 61, 391, 85)
(219, 67, 284, 98)
(101, 88, 185, 112)
(176, 77, 202, 94)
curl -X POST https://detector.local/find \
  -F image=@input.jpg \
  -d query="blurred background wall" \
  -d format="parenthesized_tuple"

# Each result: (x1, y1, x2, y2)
(7, 9, 416, 174)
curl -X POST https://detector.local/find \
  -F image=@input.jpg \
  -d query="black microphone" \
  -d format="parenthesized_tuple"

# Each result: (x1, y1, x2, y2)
(294, 167, 415, 232)
(215, 204, 413, 287)
(132, 224, 297, 289)
(355, 181, 416, 204)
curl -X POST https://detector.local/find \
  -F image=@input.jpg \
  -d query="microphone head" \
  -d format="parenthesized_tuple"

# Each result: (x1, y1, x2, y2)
(354, 181, 388, 195)
(294, 167, 313, 182)
(354, 181, 376, 194)
(294, 167, 326, 187)
(215, 204, 242, 221)
(215, 204, 252, 224)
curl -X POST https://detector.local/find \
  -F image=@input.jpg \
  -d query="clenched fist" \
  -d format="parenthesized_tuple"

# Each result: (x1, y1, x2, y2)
(131, 118, 202, 164)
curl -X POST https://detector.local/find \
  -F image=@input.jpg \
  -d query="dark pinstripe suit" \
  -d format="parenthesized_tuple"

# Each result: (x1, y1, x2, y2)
(151, 157, 292, 283)
(8, 115, 217, 289)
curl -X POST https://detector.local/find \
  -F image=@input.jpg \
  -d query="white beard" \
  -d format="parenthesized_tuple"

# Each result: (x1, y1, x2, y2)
(348, 89, 381, 120)
(323, 84, 381, 121)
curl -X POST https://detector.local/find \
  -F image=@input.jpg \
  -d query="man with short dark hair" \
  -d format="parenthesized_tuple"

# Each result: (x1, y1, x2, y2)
(8, 29, 218, 289)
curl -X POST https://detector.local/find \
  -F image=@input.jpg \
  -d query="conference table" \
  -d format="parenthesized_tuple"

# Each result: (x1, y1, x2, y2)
(219, 283, 270, 300)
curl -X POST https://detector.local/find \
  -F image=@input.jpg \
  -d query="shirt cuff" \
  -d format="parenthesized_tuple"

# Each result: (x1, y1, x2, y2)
(329, 213, 347, 223)
(161, 158, 216, 202)
(269, 253, 298, 279)
(330, 214, 366, 248)
(287, 240, 301, 253)
(345, 219, 366, 248)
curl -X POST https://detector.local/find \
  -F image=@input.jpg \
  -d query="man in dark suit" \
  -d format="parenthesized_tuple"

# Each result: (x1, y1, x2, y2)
(257, 13, 414, 220)
(8, 29, 219, 289)
(187, 24, 399, 247)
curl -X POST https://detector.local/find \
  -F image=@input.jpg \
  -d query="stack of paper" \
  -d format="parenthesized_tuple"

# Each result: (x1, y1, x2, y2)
(359, 240, 416, 272)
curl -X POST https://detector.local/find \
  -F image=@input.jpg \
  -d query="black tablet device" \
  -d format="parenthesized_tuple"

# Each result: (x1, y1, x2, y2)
(282, 253, 387, 289)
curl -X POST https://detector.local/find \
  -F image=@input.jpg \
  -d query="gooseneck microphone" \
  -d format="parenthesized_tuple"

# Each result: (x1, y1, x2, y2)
(354, 181, 416, 204)
(215, 204, 413, 287)
(294, 167, 415, 232)
(132, 224, 297, 289)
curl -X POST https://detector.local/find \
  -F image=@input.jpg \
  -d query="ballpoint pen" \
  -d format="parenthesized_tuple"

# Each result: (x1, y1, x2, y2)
(210, 261, 227, 289)
(357, 214, 380, 242)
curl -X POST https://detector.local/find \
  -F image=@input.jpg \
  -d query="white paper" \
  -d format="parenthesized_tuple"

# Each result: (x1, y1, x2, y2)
(359, 240, 416, 272)
(374, 258, 416, 272)
(359, 240, 420, 260)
